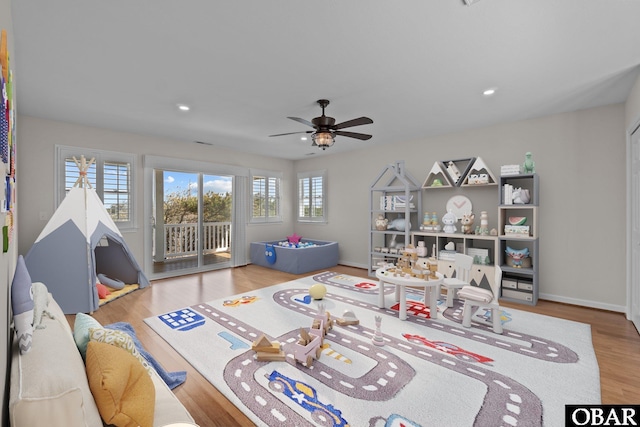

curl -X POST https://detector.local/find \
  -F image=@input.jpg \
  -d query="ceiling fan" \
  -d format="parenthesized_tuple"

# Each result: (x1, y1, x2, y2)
(269, 99, 373, 150)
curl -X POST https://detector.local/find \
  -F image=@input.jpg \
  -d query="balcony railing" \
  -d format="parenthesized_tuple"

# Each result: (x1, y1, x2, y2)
(163, 222, 231, 259)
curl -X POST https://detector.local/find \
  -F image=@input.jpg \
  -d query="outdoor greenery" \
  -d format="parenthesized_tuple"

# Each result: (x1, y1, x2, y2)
(164, 188, 232, 224)
(107, 203, 129, 221)
(253, 193, 278, 217)
(251, 176, 279, 221)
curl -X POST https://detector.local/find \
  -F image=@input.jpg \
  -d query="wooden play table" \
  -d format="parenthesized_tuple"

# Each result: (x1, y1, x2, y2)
(375, 268, 443, 320)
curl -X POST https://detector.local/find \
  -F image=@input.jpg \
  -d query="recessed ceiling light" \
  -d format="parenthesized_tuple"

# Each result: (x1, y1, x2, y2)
(482, 88, 497, 97)
(301, 136, 308, 141)
(177, 104, 190, 111)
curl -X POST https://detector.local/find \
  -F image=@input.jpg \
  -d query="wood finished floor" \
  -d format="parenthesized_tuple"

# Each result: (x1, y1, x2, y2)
(66, 265, 640, 427)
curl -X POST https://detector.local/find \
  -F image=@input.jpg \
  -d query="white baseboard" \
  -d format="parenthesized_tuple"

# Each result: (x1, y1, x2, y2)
(539, 292, 626, 313)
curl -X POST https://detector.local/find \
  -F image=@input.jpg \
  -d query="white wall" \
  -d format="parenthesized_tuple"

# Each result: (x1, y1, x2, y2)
(625, 73, 640, 130)
(296, 104, 627, 311)
(16, 115, 295, 265)
(624, 73, 640, 321)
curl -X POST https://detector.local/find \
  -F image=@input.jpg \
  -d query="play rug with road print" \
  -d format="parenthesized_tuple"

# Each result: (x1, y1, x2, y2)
(144, 271, 600, 427)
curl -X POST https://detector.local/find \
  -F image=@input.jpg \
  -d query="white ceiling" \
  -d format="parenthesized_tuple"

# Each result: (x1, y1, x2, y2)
(10, 0, 640, 160)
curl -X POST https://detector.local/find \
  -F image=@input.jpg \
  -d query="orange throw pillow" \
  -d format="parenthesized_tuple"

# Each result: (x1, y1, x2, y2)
(86, 341, 155, 427)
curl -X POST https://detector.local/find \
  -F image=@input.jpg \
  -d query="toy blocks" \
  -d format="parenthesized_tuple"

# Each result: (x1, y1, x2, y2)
(335, 309, 360, 326)
(252, 334, 285, 361)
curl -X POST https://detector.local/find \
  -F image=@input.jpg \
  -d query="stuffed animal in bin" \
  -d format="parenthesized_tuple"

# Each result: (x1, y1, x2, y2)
(387, 217, 410, 231)
(512, 188, 531, 204)
(32, 282, 55, 329)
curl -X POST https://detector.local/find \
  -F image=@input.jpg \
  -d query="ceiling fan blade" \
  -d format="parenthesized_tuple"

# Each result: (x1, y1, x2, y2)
(269, 130, 313, 137)
(287, 117, 316, 128)
(334, 116, 373, 130)
(335, 130, 372, 141)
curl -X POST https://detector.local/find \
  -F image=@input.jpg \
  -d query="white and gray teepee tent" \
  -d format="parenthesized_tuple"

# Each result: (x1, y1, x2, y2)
(25, 183, 149, 314)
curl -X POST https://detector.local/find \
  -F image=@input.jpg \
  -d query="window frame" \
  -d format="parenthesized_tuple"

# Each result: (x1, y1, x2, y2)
(249, 169, 283, 224)
(297, 170, 327, 223)
(55, 145, 137, 231)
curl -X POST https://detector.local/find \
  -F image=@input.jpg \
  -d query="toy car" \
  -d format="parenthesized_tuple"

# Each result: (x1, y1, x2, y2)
(267, 370, 349, 427)
(222, 295, 257, 307)
(402, 333, 493, 364)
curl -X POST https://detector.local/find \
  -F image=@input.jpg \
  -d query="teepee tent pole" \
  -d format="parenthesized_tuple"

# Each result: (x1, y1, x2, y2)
(72, 155, 95, 189)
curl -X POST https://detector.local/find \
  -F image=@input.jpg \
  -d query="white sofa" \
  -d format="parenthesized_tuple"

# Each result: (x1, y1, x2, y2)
(9, 294, 198, 427)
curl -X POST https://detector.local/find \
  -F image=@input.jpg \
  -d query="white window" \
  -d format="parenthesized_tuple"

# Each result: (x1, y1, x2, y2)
(297, 170, 327, 223)
(55, 145, 136, 230)
(250, 169, 282, 223)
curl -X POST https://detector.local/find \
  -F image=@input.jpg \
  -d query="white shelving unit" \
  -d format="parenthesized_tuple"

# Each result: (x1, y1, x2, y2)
(368, 161, 422, 276)
(498, 173, 540, 305)
(416, 156, 500, 290)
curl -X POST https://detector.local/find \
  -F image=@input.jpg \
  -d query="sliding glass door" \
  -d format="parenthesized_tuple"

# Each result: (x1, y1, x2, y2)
(201, 173, 233, 267)
(151, 169, 233, 276)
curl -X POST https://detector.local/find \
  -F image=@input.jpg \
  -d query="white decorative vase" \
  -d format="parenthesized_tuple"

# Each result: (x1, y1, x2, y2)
(375, 214, 388, 231)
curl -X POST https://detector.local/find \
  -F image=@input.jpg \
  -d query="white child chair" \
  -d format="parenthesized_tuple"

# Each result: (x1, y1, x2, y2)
(458, 265, 503, 334)
(441, 253, 473, 307)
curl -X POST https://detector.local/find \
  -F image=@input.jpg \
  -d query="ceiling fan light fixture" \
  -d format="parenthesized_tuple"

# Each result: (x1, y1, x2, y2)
(312, 131, 335, 150)
(270, 99, 372, 147)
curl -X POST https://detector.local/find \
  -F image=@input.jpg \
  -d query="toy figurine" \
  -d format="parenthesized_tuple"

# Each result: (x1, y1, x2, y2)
(422, 212, 430, 227)
(505, 246, 530, 267)
(479, 211, 489, 235)
(461, 212, 475, 234)
(372, 316, 385, 346)
(375, 214, 389, 231)
(431, 212, 441, 231)
(416, 241, 428, 257)
(442, 210, 457, 234)
(420, 212, 439, 232)
(523, 152, 535, 174)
